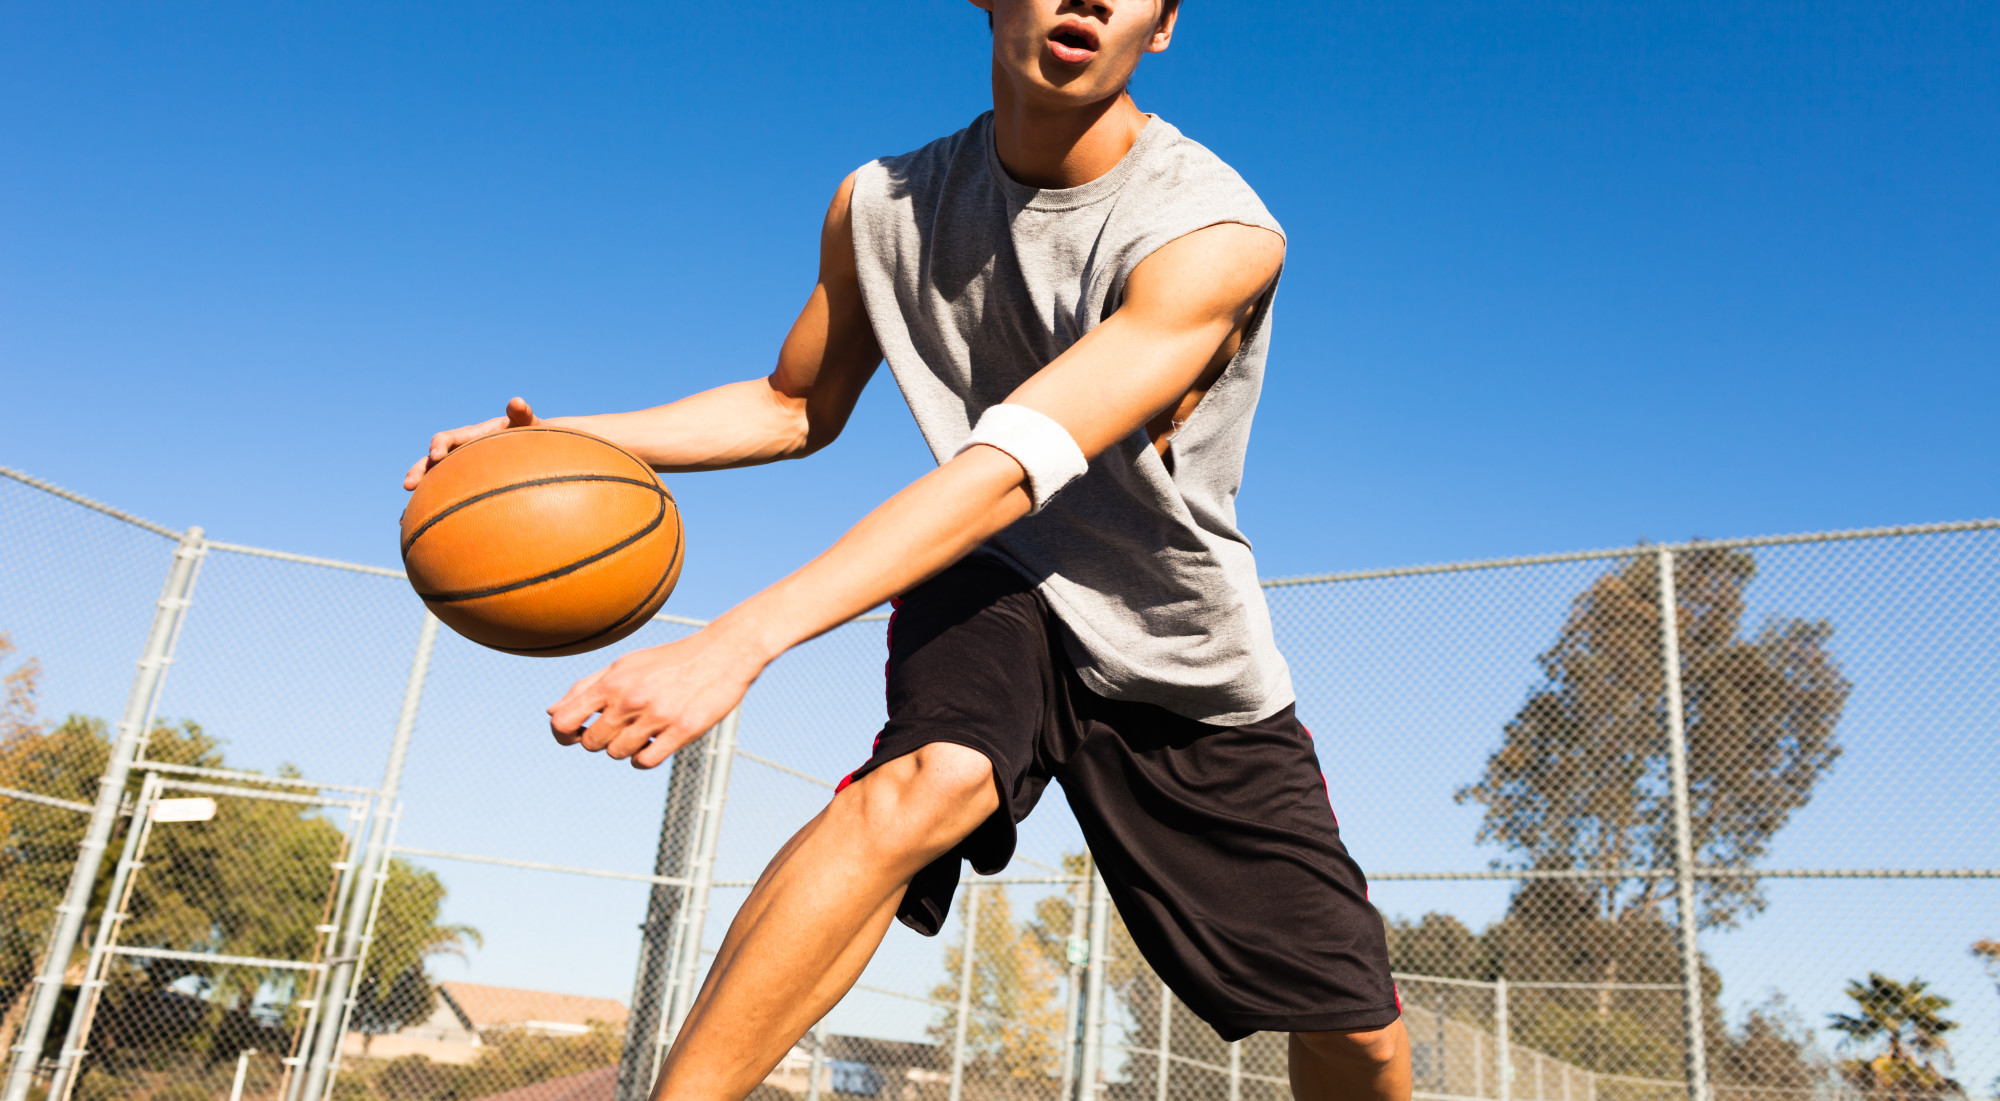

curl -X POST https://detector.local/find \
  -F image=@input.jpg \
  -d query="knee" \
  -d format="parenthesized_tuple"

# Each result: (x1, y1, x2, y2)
(1293, 1019, 1406, 1072)
(838, 743, 998, 856)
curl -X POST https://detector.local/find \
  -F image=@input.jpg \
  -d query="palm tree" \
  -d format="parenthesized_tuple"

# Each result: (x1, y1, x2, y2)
(1827, 973, 1962, 1099)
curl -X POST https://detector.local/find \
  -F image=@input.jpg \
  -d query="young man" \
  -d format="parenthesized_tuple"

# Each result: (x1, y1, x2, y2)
(407, 3, 1410, 1099)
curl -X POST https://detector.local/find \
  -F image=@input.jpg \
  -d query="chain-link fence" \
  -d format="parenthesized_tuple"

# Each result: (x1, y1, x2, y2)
(2, 464, 1994, 1101)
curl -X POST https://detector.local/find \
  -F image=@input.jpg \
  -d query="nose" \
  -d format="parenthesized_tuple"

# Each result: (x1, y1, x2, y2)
(1059, 0, 1113, 19)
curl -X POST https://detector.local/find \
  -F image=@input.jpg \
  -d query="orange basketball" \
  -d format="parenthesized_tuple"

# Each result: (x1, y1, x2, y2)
(400, 427, 685, 657)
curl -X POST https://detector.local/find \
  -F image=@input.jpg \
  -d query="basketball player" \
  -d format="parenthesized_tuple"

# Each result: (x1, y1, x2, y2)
(407, 3, 1410, 1099)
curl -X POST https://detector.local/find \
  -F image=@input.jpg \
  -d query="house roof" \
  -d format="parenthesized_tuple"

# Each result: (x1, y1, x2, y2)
(461, 1066, 615, 1101)
(435, 983, 628, 1030)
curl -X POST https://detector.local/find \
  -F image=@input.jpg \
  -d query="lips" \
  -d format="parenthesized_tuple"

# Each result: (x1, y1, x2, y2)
(1047, 18, 1100, 64)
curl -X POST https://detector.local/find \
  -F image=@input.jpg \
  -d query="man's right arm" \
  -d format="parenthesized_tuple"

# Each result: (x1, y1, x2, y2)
(404, 173, 881, 490)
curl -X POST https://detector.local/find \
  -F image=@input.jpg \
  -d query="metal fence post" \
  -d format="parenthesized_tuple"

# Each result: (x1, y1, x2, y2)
(228, 1051, 255, 1101)
(298, 613, 438, 1101)
(1433, 992, 1448, 1094)
(1494, 976, 1511, 1101)
(1226, 1041, 1241, 1101)
(615, 747, 710, 1101)
(664, 706, 741, 1035)
(1058, 874, 1087, 1101)
(3, 526, 205, 1101)
(947, 883, 979, 1101)
(1153, 982, 1172, 1101)
(1655, 548, 1711, 1101)
(45, 773, 164, 1101)
(1075, 864, 1110, 1101)
(804, 1024, 825, 1101)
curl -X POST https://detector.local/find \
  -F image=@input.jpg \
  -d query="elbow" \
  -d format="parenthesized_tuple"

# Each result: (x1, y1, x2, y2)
(769, 410, 849, 462)
(757, 382, 822, 462)
(788, 399, 854, 459)
(793, 418, 844, 458)
(761, 372, 858, 461)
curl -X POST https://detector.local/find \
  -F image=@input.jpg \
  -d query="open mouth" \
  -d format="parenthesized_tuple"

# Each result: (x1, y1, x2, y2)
(1047, 19, 1100, 64)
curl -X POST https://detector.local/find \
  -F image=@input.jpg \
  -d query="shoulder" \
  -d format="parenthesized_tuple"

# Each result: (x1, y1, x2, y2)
(1123, 221, 1284, 323)
(1122, 118, 1284, 242)
(852, 113, 992, 205)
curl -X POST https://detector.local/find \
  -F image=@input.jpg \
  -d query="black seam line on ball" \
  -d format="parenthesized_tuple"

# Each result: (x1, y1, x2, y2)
(402, 473, 665, 558)
(466, 426, 656, 488)
(413, 492, 666, 603)
(496, 525, 683, 654)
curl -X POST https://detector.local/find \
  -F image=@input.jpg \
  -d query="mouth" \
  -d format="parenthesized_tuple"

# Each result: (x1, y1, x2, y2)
(1046, 18, 1100, 65)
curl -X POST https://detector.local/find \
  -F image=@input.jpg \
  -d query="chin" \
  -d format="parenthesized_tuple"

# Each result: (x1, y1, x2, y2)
(1024, 58, 1126, 102)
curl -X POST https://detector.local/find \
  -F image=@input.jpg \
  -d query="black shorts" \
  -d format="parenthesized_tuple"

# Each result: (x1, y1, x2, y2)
(839, 556, 1400, 1040)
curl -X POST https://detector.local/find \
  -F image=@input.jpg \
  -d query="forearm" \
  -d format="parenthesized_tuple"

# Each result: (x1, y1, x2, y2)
(707, 446, 1032, 667)
(546, 377, 813, 473)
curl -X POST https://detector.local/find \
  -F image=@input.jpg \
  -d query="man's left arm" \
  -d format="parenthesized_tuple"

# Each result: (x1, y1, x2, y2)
(547, 223, 1285, 767)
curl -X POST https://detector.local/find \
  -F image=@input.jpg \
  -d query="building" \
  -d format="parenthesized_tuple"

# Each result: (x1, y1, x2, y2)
(342, 982, 628, 1066)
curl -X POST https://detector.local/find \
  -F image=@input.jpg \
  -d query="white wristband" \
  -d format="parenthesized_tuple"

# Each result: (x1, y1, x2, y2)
(955, 404, 1089, 514)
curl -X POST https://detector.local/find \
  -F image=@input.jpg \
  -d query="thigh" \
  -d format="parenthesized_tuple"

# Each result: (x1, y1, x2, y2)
(1055, 697, 1401, 1040)
(838, 555, 1059, 935)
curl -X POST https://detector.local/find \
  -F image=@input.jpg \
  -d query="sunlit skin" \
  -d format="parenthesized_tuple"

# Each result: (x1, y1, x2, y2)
(405, 3, 1410, 1099)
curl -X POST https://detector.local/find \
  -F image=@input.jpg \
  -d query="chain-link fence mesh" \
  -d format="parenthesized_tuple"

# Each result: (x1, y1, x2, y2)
(50, 774, 372, 1101)
(2, 465, 1994, 1101)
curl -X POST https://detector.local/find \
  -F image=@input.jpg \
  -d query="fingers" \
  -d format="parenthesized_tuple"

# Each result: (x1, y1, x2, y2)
(546, 638, 750, 772)
(552, 700, 681, 767)
(549, 669, 672, 763)
(548, 669, 608, 744)
(432, 416, 507, 462)
(405, 407, 526, 490)
(402, 456, 431, 492)
(548, 675, 699, 771)
(632, 730, 690, 770)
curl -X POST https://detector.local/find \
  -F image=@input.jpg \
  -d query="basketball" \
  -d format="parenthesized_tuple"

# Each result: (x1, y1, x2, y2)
(400, 427, 685, 657)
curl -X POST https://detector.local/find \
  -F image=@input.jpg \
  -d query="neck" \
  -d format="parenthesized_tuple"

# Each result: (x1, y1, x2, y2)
(988, 71, 1149, 190)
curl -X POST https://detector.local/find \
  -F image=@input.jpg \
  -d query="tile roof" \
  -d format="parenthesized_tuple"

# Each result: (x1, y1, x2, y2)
(461, 1065, 616, 1101)
(436, 982, 628, 1030)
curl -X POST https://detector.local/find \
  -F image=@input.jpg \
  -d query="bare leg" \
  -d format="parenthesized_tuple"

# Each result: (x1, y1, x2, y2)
(1290, 1021, 1413, 1101)
(651, 743, 999, 1101)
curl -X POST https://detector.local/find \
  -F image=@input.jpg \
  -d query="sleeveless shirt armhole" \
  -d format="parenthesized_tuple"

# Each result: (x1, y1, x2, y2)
(1114, 214, 1286, 310)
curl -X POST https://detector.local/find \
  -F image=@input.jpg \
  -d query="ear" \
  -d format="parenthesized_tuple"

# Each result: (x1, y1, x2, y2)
(1145, 3, 1178, 53)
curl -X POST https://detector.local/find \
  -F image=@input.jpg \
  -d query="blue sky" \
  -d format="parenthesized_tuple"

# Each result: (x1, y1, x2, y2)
(3, 0, 1997, 1084)
(3, 1, 1994, 606)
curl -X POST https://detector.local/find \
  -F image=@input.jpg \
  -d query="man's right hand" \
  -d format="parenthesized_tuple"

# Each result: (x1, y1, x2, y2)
(404, 397, 539, 490)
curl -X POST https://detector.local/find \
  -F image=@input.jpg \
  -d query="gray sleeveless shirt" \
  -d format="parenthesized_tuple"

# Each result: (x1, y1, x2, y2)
(849, 112, 1293, 725)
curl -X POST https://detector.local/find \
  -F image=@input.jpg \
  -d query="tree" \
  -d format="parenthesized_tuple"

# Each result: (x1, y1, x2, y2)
(1975, 941, 2000, 1096)
(0, 635, 478, 1080)
(928, 884, 1068, 1084)
(0, 633, 57, 1051)
(352, 863, 482, 1044)
(1434, 550, 1848, 1089)
(1456, 546, 1850, 929)
(0, 636, 113, 1053)
(1828, 973, 1962, 1099)
(1716, 998, 1828, 1101)
(1385, 912, 1491, 981)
